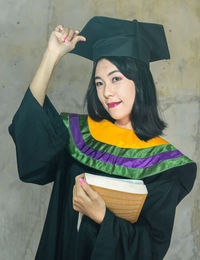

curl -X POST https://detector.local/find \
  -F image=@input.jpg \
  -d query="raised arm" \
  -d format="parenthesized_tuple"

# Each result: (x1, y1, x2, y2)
(8, 25, 86, 185)
(30, 25, 86, 106)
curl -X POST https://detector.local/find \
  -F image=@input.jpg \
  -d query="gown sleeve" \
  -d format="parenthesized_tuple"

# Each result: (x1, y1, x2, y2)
(8, 87, 69, 185)
(89, 162, 197, 260)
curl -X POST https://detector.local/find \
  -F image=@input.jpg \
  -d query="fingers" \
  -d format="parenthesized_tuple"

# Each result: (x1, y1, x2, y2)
(73, 173, 98, 213)
(71, 35, 86, 48)
(74, 174, 91, 201)
(67, 28, 76, 41)
(75, 173, 85, 182)
(72, 185, 79, 211)
(74, 173, 86, 199)
(61, 28, 72, 42)
(73, 183, 77, 197)
(55, 24, 64, 32)
(72, 182, 90, 212)
(75, 174, 97, 199)
(54, 24, 86, 45)
(54, 25, 69, 43)
(80, 181, 97, 199)
(73, 184, 81, 211)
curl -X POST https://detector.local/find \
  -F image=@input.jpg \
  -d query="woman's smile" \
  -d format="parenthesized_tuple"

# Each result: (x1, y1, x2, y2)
(107, 101, 122, 108)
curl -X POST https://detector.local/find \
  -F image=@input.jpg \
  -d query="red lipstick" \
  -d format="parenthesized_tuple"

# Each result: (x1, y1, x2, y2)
(107, 101, 122, 108)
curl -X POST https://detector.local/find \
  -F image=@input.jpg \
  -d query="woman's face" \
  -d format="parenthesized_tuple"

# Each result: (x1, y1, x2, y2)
(95, 58, 136, 129)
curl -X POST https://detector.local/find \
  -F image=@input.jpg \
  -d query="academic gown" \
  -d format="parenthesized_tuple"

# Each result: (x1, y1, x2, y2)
(8, 87, 197, 260)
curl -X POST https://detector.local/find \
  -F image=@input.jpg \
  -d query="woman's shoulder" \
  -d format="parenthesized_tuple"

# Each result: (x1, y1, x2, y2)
(157, 136, 197, 176)
(155, 136, 197, 198)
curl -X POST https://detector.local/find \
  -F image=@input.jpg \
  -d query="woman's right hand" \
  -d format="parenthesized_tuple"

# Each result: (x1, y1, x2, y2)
(47, 24, 86, 60)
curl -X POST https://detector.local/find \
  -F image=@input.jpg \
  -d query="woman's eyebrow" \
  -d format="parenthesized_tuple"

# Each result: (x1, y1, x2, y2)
(95, 70, 120, 80)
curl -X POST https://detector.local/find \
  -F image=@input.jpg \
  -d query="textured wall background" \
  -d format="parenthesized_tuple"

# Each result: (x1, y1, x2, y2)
(1, 0, 199, 259)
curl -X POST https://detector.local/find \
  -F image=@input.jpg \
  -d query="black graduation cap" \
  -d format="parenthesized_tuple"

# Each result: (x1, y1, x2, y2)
(69, 16, 170, 64)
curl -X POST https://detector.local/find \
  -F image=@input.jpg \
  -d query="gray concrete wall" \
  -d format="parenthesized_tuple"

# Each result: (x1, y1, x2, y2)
(1, 0, 199, 259)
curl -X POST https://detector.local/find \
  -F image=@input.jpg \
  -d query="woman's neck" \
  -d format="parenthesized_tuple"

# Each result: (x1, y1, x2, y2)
(114, 120, 133, 130)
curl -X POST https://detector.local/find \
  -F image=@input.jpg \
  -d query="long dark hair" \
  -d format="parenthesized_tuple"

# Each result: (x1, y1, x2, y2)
(84, 56, 167, 141)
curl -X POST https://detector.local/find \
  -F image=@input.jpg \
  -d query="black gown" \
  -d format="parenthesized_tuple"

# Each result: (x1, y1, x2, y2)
(8, 87, 197, 260)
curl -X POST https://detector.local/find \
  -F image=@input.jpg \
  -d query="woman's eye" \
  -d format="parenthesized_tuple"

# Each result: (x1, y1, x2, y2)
(95, 82, 103, 87)
(113, 76, 121, 82)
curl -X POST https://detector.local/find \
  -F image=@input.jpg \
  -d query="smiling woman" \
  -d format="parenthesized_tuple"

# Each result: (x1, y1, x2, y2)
(95, 58, 136, 130)
(8, 16, 196, 260)
(86, 56, 167, 141)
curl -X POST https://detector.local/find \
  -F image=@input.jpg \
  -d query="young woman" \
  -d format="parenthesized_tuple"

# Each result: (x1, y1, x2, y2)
(8, 16, 197, 260)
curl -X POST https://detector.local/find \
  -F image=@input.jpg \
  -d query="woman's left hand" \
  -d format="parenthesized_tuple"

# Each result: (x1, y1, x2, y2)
(73, 173, 106, 224)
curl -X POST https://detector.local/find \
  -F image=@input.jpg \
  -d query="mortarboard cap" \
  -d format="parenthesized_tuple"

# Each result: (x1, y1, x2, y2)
(69, 16, 170, 64)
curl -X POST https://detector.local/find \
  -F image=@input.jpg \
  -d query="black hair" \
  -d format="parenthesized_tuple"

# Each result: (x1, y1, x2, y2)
(84, 56, 167, 141)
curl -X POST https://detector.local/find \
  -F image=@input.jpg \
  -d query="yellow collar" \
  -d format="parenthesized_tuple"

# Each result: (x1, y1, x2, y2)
(88, 116, 169, 149)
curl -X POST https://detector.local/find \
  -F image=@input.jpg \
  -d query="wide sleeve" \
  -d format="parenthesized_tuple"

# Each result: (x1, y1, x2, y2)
(177, 162, 197, 203)
(90, 163, 197, 260)
(8, 87, 69, 185)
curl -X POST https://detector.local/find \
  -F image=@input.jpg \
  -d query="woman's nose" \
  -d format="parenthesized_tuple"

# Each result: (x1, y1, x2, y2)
(103, 83, 114, 98)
